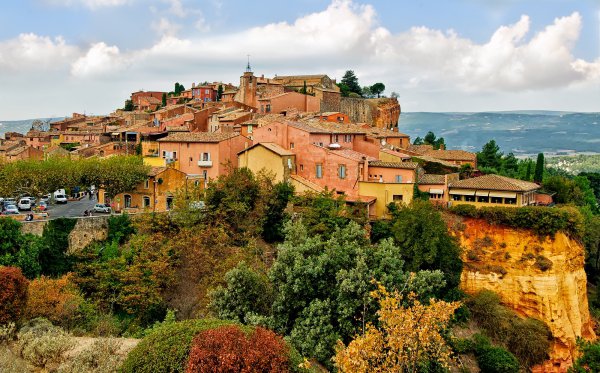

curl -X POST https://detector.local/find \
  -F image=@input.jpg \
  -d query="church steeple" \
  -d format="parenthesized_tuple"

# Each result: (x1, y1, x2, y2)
(246, 54, 252, 72)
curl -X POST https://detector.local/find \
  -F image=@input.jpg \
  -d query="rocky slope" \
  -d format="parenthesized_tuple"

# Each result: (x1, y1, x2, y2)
(448, 216, 596, 372)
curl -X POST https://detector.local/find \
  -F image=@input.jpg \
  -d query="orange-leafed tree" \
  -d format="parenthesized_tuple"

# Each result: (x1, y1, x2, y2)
(186, 325, 290, 373)
(24, 273, 83, 326)
(334, 282, 460, 373)
(0, 266, 28, 324)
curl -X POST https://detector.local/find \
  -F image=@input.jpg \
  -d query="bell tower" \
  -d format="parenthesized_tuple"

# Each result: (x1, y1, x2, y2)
(237, 56, 257, 108)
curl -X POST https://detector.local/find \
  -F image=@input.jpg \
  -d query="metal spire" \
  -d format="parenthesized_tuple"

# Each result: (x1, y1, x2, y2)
(246, 54, 251, 72)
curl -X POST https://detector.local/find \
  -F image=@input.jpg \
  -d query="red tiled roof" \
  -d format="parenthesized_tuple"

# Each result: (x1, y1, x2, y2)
(449, 174, 539, 192)
(368, 160, 419, 169)
(419, 174, 445, 184)
(157, 132, 239, 143)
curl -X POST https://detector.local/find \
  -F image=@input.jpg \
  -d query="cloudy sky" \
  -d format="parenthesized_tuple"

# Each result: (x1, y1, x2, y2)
(0, 0, 599, 120)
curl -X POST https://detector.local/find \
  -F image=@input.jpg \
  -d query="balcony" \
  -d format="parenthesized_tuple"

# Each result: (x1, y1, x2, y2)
(198, 160, 213, 167)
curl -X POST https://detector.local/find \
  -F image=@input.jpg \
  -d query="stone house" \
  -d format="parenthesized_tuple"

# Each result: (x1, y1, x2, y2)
(156, 131, 251, 180)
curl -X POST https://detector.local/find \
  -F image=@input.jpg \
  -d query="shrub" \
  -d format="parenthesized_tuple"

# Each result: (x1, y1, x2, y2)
(0, 322, 16, 344)
(186, 325, 290, 373)
(120, 319, 236, 373)
(0, 266, 28, 324)
(449, 205, 584, 238)
(17, 318, 74, 369)
(570, 339, 600, 372)
(507, 318, 551, 368)
(57, 338, 124, 373)
(0, 348, 29, 373)
(534, 255, 553, 272)
(476, 346, 519, 373)
(25, 273, 85, 328)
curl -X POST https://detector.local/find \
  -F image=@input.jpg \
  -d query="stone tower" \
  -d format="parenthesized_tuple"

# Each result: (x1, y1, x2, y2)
(235, 60, 257, 108)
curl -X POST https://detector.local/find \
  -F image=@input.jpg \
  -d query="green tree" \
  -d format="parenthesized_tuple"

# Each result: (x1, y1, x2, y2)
(361, 86, 373, 98)
(413, 136, 424, 145)
(268, 221, 446, 367)
(388, 199, 463, 290)
(534, 153, 545, 183)
(217, 84, 223, 101)
(262, 181, 294, 242)
(525, 159, 533, 180)
(370, 82, 385, 98)
(569, 340, 600, 373)
(123, 99, 134, 111)
(502, 152, 519, 176)
(300, 80, 307, 94)
(340, 70, 361, 96)
(209, 261, 273, 323)
(161, 92, 167, 107)
(478, 140, 503, 170)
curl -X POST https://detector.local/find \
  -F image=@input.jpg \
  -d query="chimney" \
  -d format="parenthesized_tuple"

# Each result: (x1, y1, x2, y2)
(362, 156, 369, 181)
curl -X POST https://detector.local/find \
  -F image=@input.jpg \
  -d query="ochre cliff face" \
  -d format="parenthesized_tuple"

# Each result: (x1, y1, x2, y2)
(449, 217, 596, 372)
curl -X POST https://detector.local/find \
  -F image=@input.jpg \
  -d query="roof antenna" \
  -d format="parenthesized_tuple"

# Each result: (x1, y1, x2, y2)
(246, 54, 251, 72)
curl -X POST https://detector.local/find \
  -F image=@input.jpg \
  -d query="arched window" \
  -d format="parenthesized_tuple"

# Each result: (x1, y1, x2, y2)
(124, 194, 132, 208)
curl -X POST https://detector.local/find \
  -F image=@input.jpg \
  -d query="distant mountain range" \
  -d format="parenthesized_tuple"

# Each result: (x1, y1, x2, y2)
(2, 112, 599, 157)
(0, 118, 64, 137)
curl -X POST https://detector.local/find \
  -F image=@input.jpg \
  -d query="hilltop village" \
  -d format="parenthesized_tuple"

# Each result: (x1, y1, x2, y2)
(0, 66, 547, 217)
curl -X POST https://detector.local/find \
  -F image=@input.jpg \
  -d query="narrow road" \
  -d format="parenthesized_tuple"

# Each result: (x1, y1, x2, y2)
(47, 196, 103, 218)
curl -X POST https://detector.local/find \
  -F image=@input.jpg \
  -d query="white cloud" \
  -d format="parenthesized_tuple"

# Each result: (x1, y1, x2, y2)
(0, 33, 79, 70)
(1, 0, 600, 119)
(43, 0, 132, 9)
(71, 42, 129, 77)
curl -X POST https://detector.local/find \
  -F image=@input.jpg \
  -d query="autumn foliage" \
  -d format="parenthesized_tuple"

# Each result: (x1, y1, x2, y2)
(334, 282, 460, 373)
(186, 325, 290, 373)
(24, 273, 83, 326)
(0, 266, 28, 324)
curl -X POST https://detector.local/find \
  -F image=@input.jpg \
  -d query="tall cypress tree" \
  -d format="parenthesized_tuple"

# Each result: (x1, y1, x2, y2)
(534, 153, 545, 183)
(524, 160, 532, 181)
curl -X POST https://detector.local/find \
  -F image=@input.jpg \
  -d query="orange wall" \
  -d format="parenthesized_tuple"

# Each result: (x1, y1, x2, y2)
(259, 92, 320, 114)
(158, 135, 250, 179)
(367, 166, 416, 183)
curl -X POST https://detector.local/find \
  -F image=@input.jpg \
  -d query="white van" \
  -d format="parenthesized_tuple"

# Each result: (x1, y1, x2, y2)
(17, 198, 32, 211)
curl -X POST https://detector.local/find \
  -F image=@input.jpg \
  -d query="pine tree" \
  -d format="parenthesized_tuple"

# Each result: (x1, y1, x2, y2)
(525, 160, 532, 181)
(340, 70, 361, 96)
(217, 85, 223, 101)
(534, 153, 545, 183)
(161, 93, 167, 107)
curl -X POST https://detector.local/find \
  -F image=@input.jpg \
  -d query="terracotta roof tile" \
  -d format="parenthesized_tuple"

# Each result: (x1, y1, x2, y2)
(368, 160, 419, 169)
(424, 149, 476, 161)
(449, 174, 539, 192)
(157, 132, 239, 143)
(419, 174, 445, 184)
(330, 148, 377, 161)
(288, 120, 367, 134)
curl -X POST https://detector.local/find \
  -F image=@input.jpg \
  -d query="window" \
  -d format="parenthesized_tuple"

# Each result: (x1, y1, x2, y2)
(465, 195, 476, 202)
(290, 142, 295, 149)
(332, 134, 339, 143)
(189, 157, 193, 162)
(202, 170, 208, 180)
(144, 179, 149, 189)
(173, 151, 177, 160)
(452, 195, 462, 201)
(345, 135, 352, 142)
(338, 164, 346, 179)
(478, 196, 489, 203)
(491, 197, 503, 204)
(266, 104, 271, 113)
(201, 152, 211, 161)
(395, 175, 402, 183)
(316, 164, 323, 178)
(393, 195, 403, 202)
(162, 151, 166, 158)
(505, 198, 516, 205)
(205, 89, 210, 94)
(247, 125, 253, 133)
(124, 194, 132, 208)
(143, 196, 150, 207)
(300, 164, 304, 171)
(166, 196, 174, 210)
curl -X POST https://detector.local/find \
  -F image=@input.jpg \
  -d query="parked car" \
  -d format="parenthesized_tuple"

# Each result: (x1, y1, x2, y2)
(17, 198, 32, 211)
(3, 205, 19, 215)
(40, 194, 51, 203)
(93, 203, 111, 213)
(35, 201, 48, 212)
(54, 194, 68, 204)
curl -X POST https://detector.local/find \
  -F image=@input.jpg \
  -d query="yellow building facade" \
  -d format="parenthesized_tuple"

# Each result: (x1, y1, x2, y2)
(358, 181, 414, 218)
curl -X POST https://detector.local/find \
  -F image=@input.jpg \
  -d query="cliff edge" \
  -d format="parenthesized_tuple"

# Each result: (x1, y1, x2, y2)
(449, 216, 596, 372)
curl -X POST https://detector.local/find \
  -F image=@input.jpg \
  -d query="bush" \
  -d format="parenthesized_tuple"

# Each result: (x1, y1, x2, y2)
(570, 339, 600, 372)
(467, 290, 552, 368)
(449, 205, 584, 238)
(0, 266, 28, 324)
(186, 325, 290, 372)
(0, 322, 16, 344)
(57, 338, 124, 373)
(534, 255, 553, 271)
(120, 319, 236, 373)
(17, 318, 74, 369)
(25, 273, 85, 328)
(476, 346, 520, 373)
(0, 348, 29, 373)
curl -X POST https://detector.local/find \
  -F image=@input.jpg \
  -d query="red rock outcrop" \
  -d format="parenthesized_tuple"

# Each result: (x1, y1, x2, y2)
(450, 217, 595, 372)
